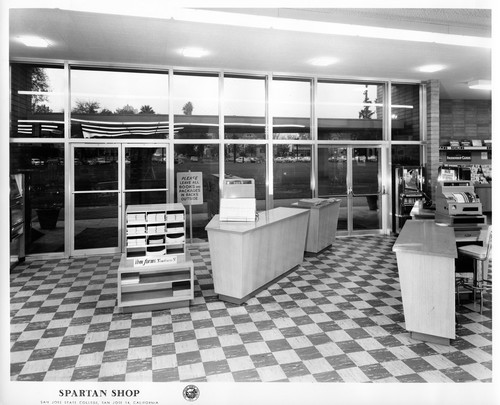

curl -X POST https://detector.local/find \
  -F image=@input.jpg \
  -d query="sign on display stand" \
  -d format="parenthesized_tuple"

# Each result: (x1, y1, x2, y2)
(176, 171, 203, 243)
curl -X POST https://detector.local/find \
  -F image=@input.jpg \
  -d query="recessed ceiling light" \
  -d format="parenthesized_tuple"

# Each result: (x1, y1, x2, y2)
(418, 64, 445, 73)
(181, 48, 209, 58)
(19, 36, 49, 47)
(468, 80, 491, 90)
(309, 57, 338, 67)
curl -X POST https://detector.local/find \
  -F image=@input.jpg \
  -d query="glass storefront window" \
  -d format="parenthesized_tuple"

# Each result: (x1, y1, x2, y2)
(10, 143, 65, 254)
(391, 84, 421, 141)
(173, 73, 219, 139)
(224, 144, 266, 211)
(10, 64, 65, 138)
(392, 145, 421, 166)
(224, 75, 266, 139)
(174, 144, 219, 241)
(317, 81, 384, 141)
(9, 64, 426, 253)
(70, 68, 169, 139)
(273, 145, 312, 207)
(271, 78, 311, 140)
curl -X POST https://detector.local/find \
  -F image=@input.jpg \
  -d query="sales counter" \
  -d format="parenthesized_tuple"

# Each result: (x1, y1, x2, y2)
(205, 207, 309, 304)
(291, 198, 340, 253)
(393, 219, 457, 345)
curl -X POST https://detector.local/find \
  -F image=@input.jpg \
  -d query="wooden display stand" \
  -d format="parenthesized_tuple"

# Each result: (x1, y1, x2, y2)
(118, 203, 194, 311)
(292, 198, 340, 253)
(118, 251, 194, 312)
(393, 220, 457, 345)
(205, 207, 309, 304)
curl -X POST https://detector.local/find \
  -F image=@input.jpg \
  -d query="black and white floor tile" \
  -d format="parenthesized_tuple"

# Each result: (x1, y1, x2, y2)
(10, 236, 492, 382)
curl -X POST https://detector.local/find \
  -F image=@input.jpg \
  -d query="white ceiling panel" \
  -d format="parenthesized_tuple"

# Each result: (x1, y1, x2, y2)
(9, 7, 492, 100)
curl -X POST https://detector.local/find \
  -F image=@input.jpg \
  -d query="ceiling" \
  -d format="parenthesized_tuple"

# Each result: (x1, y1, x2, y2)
(8, 6, 492, 100)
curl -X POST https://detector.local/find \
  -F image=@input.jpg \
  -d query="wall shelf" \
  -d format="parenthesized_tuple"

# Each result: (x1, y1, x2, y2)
(439, 146, 491, 151)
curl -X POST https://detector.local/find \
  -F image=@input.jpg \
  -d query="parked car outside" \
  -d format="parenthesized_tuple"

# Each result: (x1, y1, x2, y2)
(46, 158, 59, 165)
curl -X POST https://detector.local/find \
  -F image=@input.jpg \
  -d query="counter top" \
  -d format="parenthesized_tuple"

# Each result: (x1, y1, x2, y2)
(206, 207, 309, 234)
(292, 198, 341, 209)
(392, 219, 457, 258)
(410, 202, 435, 219)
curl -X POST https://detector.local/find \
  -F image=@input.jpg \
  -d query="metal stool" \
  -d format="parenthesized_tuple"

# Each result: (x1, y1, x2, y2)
(456, 225, 492, 315)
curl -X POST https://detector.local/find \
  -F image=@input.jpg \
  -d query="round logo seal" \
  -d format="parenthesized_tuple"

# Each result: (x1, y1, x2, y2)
(183, 385, 200, 402)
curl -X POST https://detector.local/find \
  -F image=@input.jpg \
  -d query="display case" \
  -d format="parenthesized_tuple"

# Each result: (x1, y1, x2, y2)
(10, 174, 25, 265)
(392, 166, 425, 234)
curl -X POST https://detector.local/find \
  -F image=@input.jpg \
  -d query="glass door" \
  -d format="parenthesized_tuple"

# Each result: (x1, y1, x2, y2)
(122, 145, 168, 253)
(318, 146, 349, 231)
(70, 144, 169, 256)
(318, 146, 382, 235)
(122, 145, 168, 207)
(351, 147, 382, 233)
(71, 144, 121, 255)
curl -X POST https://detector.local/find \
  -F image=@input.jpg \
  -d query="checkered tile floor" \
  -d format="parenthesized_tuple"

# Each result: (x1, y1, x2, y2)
(10, 236, 492, 382)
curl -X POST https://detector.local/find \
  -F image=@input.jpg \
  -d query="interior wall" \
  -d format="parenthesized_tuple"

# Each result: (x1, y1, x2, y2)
(439, 99, 492, 145)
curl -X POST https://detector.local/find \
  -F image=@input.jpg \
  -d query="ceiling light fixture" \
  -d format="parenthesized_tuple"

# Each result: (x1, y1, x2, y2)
(172, 10, 491, 48)
(468, 80, 492, 90)
(19, 36, 49, 47)
(51, 6, 492, 49)
(309, 57, 338, 67)
(418, 65, 445, 73)
(181, 47, 209, 58)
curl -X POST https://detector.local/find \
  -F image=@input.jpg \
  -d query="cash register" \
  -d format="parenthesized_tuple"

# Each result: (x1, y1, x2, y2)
(434, 180, 487, 244)
(219, 178, 256, 222)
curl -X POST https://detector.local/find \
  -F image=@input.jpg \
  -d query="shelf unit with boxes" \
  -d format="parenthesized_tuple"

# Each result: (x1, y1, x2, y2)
(439, 140, 492, 213)
(118, 203, 194, 311)
(125, 203, 186, 261)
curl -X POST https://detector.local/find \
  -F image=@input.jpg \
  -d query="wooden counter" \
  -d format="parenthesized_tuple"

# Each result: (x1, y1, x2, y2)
(393, 220, 457, 345)
(292, 199, 340, 253)
(205, 207, 309, 304)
